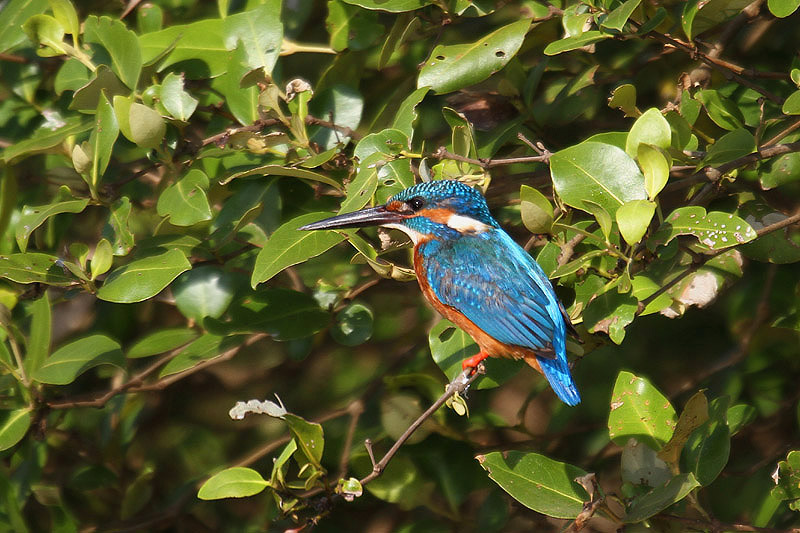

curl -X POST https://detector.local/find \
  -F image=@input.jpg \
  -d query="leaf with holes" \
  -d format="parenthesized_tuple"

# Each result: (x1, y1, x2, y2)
(418, 19, 530, 94)
(649, 206, 757, 251)
(608, 371, 676, 451)
(0, 253, 74, 286)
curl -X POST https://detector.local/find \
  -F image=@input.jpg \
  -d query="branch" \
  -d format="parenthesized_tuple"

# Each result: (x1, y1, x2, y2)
(432, 146, 551, 170)
(359, 366, 483, 486)
(47, 333, 268, 409)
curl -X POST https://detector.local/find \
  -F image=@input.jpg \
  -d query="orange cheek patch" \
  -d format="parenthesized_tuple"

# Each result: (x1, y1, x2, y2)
(417, 207, 453, 223)
(386, 201, 404, 212)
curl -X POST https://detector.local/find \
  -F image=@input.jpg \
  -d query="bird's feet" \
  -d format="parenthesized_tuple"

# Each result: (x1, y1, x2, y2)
(461, 351, 489, 375)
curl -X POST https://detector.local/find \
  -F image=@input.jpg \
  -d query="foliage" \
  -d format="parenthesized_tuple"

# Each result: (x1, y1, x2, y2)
(0, 0, 799, 531)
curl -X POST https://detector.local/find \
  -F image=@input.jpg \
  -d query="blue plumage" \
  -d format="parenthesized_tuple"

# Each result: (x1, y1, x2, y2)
(300, 179, 581, 405)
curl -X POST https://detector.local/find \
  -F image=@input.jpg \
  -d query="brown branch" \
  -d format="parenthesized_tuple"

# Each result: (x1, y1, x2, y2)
(359, 366, 483, 486)
(47, 333, 268, 409)
(432, 147, 550, 170)
(643, 30, 783, 104)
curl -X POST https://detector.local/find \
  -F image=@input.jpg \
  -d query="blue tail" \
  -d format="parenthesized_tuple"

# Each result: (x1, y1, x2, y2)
(538, 355, 581, 406)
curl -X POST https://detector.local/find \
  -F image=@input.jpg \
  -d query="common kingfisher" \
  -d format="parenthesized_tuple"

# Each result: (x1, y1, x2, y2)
(300, 180, 581, 405)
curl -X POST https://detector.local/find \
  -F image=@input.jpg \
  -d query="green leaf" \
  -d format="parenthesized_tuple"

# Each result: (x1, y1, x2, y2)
(581, 200, 613, 241)
(682, 0, 753, 40)
(309, 84, 364, 150)
(339, 161, 378, 214)
(353, 128, 408, 161)
(126, 102, 165, 149)
(137, 2, 163, 33)
(69, 64, 129, 112)
(88, 92, 119, 187)
(327, 0, 384, 52)
(139, 19, 228, 77)
(160, 72, 198, 121)
(702, 128, 755, 167)
(760, 151, 800, 190)
(417, 19, 530, 94)
(156, 169, 212, 226)
(341, 0, 433, 12)
(331, 303, 373, 346)
(90, 238, 113, 280)
(54, 58, 89, 95)
(197, 467, 268, 500)
(550, 141, 647, 217)
(158, 334, 231, 377)
(127, 328, 198, 358)
(24, 293, 51, 375)
(428, 319, 522, 390)
(32, 334, 124, 385)
(520, 185, 554, 234)
(601, 0, 642, 31)
(251, 213, 351, 287)
(768, 0, 800, 16)
(83, 15, 142, 90)
(695, 89, 744, 131)
(105, 196, 135, 255)
(738, 201, 800, 263)
(649, 206, 757, 250)
(0, 408, 32, 451)
(379, 13, 419, 69)
(22, 14, 66, 55)
(616, 199, 656, 246)
(608, 83, 639, 118)
(284, 414, 324, 468)
(682, 397, 730, 486)
(477, 451, 588, 519)
(392, 87, 428, 141)
(222, 0, 283, 71)
(626, 108, 671, 158)
(16, 185, 88, 252)
(638, 144, 671, 199)
(726, 403, 756, 435)
(543, 31, 611, 56)
(228, 289, 329, 340)
(771, 450, 800, 504)
(608, 371, 676, 451)
(624, 473, 701, 522)
(97, 248, 191, 303)
(550, 249, 606, 279)
(657, 391, 709, 468)
(0, 253, 74, 286)
(221, 164, 342, 190)
(48, 0, 79, 41)
(172, 266, 237, 322)
(2, 116, 91, 164)
(781, 90, 800, 115)
(0, 0, 49, 54)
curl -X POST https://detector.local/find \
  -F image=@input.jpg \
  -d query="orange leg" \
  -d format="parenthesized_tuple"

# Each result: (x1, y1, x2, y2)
(462, 351, 489, 373)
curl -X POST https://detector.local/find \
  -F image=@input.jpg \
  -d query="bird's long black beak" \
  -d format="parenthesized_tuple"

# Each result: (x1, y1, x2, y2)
(299, 205, 403, 231)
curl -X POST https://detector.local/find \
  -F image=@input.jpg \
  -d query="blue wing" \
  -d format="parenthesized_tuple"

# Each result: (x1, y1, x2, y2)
(421, 229, 580, 405)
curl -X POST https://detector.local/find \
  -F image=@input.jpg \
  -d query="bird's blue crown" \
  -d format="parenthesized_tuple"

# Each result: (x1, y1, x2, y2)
(388, 180, 499, 238)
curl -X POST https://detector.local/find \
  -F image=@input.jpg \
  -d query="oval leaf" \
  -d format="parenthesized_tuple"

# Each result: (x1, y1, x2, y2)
(32, 334, 124, 385)
(616, 199, 656, 246)
(0, 408, 32, 451)
(156, 169, 212, 226)
(417, 19, 530, 94)
(97, 248, 191, 303)
(198, 467, 268, 500)
(550, 141, 647, 217)
(477, 451, 589, 519)
(127, 328, 199, 358)
(608, 371, 676, 450)
(649, 206, 757, 250)
(626, 108, 671, 158)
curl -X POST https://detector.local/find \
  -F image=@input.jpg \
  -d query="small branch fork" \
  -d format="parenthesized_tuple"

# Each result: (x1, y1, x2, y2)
(359, 366, 483, 486)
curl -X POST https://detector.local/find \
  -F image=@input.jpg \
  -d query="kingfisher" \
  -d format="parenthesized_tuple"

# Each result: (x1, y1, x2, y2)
(300, 180, 580, 405)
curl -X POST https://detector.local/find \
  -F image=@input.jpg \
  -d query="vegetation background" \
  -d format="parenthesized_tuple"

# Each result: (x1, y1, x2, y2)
(1, 0, 800, 531)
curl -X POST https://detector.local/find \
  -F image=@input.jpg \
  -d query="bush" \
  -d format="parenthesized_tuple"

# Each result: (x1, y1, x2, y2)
(1, 0, 799, 531)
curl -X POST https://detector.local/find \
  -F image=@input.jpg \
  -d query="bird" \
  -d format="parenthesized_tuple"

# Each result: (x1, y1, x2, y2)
(299, 179, 580, 405)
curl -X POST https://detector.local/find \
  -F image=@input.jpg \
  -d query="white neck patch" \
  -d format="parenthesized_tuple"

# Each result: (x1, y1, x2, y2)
(445, 214, 491, 234)
(382, 223, 427, 245)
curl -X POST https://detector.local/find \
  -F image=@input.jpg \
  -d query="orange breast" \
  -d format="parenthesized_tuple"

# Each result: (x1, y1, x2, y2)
(413, 247, 544, 375)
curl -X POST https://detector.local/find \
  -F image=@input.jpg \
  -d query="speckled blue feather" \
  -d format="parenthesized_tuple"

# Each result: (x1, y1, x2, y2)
(389, 180, 581, 405)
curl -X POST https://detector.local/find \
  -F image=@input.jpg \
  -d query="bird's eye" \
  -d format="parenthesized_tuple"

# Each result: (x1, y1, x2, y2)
(407, 196, 425, 211)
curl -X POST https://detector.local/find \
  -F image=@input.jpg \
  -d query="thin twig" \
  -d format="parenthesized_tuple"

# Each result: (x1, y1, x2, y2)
(432, 147, 550, 170)
(359, 366, 482, 486)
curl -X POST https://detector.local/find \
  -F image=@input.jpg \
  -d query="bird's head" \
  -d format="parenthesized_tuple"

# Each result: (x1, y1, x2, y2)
(300, 180, 498, 243)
